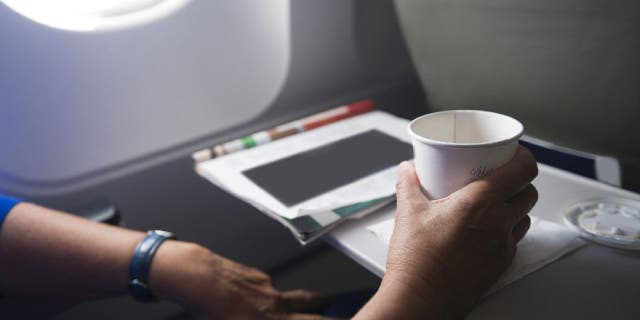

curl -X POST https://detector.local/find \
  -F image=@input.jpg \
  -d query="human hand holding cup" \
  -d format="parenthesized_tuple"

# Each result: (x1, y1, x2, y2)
(408, 110, 524, 199)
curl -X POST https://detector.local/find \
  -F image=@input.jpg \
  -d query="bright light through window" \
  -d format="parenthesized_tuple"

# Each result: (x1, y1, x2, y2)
(0, 0, 191, 32)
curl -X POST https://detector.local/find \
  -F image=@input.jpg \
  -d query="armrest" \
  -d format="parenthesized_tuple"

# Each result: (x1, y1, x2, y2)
(68, 198, 122, 226)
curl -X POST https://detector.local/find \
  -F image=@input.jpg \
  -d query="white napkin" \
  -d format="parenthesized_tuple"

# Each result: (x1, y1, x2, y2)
(367, 216, 586, 294)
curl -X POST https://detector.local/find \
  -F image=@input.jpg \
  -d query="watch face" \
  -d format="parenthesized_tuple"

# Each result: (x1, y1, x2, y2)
(152, 230, 175, 238)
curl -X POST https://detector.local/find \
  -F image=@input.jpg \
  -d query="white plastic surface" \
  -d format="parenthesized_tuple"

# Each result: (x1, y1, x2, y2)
(564, 198, 640, 250)
(326, 163, 640, 319)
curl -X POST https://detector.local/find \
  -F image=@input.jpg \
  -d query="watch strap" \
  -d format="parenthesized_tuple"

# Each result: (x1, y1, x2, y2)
(129, 230, 176, 302)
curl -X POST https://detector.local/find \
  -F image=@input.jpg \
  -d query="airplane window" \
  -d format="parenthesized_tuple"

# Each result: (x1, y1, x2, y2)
(0, 0, 191, 32)
(0, 1, 289, 193)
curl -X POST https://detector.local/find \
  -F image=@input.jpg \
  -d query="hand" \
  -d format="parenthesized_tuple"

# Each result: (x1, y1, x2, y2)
(149, 242, 334, 320)
(356, 146, 538, 319)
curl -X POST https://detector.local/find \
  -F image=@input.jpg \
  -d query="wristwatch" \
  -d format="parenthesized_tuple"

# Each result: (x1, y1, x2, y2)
(129, 230, 176, 302)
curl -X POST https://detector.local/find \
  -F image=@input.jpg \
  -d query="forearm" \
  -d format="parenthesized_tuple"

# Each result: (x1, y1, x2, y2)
(0, 202, 333, 319)
(0, 202, 145, 299)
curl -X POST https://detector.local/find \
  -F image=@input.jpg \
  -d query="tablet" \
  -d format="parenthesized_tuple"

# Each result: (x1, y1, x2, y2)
(242, 129, 413, 206)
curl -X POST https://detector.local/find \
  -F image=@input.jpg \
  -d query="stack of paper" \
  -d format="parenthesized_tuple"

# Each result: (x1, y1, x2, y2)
(195, 111, 413, 244)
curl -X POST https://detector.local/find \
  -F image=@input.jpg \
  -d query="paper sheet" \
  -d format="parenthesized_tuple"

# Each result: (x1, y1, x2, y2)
(367, 216, 586, 294)
(196, 111, 411, 219)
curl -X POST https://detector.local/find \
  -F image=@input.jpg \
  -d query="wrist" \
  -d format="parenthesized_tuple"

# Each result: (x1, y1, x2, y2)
(128, 230, 177, 302)
(147, 241, 220, 305)
(365, 272, 451, 319)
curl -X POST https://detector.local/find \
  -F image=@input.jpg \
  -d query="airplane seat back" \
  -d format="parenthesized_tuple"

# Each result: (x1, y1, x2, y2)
(394, 0, 640, 191)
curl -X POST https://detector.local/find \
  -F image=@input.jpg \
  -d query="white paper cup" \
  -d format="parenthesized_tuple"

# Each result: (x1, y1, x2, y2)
(408, 110, 524, 199)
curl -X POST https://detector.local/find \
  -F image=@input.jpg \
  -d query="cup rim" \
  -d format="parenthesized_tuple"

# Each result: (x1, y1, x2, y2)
(408, 109, 524, 148)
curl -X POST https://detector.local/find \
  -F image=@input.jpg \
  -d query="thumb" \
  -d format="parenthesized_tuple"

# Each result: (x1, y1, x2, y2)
(395, 161, 428, 216)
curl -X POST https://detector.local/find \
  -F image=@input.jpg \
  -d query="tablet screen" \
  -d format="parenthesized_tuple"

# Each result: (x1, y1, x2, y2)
(242, 130, 413, 206)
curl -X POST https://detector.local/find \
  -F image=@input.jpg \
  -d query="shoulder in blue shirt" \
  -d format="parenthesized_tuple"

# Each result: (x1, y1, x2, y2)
(0, 195, 21, 227)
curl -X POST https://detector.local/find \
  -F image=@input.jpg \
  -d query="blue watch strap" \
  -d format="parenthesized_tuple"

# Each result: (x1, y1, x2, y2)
(129, 230, 176, 302)
(0, 195, 21, 227)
